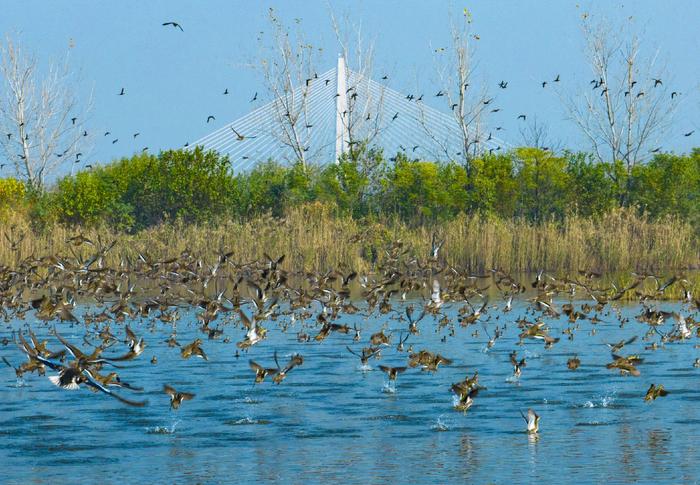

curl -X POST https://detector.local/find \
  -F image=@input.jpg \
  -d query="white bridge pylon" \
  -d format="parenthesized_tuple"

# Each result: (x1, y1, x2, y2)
(190, 57, 508, 173)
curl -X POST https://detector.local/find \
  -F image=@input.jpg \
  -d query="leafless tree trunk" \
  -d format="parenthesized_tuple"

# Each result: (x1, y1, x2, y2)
(421, 14, 492, 176)
(0, 36, 91, 192)
(561, 16, 677, 174)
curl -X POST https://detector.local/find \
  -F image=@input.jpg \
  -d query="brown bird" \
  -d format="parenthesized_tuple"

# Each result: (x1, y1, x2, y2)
(644, 384, 669, 402)
(378, 365, 407, 382)
(163, 384, 195, 409)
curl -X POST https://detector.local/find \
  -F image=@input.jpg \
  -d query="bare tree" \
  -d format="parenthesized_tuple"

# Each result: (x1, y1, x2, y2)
(0, 36, 90, 191)
(561, 16, 678, 174)
(258, 9, 319, 169)
(518, 116, 561, 153)
(420, 12, 492, 175)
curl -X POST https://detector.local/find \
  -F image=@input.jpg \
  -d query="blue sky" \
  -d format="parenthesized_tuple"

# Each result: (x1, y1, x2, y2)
(0, 0, 698, 171)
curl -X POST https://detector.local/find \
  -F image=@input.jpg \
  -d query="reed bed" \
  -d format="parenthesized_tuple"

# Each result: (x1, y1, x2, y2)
(0, 204, 697, 275)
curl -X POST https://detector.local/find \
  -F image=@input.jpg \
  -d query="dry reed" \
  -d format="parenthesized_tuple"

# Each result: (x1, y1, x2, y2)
(0, 204, 697, 275)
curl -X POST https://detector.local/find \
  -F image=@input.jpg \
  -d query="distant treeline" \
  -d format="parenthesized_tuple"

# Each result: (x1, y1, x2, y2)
(0, 146, 698, 231)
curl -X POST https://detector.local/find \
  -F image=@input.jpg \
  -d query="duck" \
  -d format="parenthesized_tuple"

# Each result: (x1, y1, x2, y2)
(163, 384, 195, 409)
(644, 384, 669, 402)
(521, 408, 540, 434)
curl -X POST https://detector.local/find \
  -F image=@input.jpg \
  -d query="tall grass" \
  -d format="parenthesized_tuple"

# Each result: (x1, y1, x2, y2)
(0, 204, 697, 274)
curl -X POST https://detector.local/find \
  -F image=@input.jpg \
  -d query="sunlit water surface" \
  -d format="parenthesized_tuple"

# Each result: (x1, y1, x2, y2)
(1, 300, 700, 484)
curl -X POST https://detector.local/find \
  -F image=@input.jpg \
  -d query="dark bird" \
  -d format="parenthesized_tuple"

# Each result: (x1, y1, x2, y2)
(435, 90, 444, 97)
(206, 115, 216, 123)
(553, 74, 560, 82)
(517, 114, 526, 121)
(71, 117, 77, 125)
(653, 78, 662, 87)
(112, 139, 118, 144)
(541, 81, 547, 88)
(382, 75, 388, 80)
(392, 112, 399, 121)
(118, 88, 125, 96)
(162, 21, 184, 31)
(133, 133, 140, 138)
(671, 91, 678, 99)
(223, 88, 229, 95)
(684, 130, 694, 137)
(250, 92, 258, 102)
(498, 80, 508, 89)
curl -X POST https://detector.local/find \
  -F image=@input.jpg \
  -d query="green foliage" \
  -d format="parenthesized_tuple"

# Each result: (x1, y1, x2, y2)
(12, 145, 698, 231)
(0, 178, 26, 210)
(53, 148, 236, 230)
(630, 150, 700, 225)
(564, 152, 619, 216)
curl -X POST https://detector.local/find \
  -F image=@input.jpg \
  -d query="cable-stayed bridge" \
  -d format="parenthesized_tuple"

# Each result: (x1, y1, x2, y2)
(190, 57, 508, 172)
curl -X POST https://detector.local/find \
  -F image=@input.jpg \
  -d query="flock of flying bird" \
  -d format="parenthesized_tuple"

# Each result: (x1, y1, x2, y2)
(1, 230, 698, 435)
(55, 18, 692, 171)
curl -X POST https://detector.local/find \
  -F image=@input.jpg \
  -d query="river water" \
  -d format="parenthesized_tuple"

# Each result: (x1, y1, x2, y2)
(1, 298, 699, 484)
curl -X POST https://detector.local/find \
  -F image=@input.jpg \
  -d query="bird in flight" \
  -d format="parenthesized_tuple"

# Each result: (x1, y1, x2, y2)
(684, 130, 695, 137)
(162, 22, 184, 31)
(250, 92, 258, 102)
(118, 88, 125, 96)
(223, 88, 229, 95)
(206, 115, 216, 123)
(230, 127, 256, 141)
(498, 80, 508, 89)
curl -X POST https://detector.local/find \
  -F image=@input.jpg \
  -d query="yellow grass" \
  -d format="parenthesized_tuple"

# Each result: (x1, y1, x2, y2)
(0, 203, 697, 275)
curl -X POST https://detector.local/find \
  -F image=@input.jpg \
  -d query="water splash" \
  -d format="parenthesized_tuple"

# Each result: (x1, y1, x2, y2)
(582, 390, 617, 408)
(146, 418, 180, 435)
(523, 349, 540, 359)
(382, 381, 396, 394)
(12, 377, 27, 388)
(505, 375, 521, 384)
(431, 415, 449, 431)
(357, 363, 372, 372)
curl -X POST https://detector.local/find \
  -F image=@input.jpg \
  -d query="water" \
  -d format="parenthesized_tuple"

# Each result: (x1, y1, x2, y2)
(1, 299, 699, 484)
